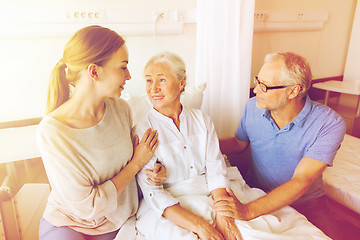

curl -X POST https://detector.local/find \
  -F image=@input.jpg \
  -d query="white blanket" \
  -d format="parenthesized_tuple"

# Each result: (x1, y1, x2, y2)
(135, 167, 330, 240)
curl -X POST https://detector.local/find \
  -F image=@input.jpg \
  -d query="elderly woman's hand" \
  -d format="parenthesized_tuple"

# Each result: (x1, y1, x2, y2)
(215, 216, 242, 240)
(145, 162, 166, 186)
(193, 218, 224, 240)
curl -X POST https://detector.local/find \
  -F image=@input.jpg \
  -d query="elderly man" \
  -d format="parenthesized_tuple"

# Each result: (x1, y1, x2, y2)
(215, 52, 346, 240)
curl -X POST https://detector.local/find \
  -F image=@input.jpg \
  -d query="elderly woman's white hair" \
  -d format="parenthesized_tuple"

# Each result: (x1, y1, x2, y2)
(144, 51, 187, 92)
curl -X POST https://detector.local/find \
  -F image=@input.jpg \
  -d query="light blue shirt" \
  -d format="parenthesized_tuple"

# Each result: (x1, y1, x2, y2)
(235, 96, 346, 204)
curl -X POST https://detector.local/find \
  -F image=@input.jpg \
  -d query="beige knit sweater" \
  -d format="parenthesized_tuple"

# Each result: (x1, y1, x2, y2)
(36, 98, 138, 235)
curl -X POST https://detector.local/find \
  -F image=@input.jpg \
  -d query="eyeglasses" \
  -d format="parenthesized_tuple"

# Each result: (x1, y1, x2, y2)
(254, 76, 290, 93)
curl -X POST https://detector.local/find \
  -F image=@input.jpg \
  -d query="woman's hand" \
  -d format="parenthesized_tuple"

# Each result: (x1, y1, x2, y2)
(132, 128, 158, 169)
(145, 162, 167, 186)
(215, 216, 242, 240)
(194, 218, 224, 240)
(213, 188, 250, 221)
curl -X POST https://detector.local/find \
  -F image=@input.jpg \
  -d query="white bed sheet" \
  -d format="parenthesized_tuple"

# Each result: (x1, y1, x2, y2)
(130, 167, 329, 240)
(323, 134, 360, 214)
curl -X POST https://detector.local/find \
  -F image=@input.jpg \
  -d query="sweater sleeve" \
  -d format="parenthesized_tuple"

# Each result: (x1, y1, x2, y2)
(36, 122, 118, 222)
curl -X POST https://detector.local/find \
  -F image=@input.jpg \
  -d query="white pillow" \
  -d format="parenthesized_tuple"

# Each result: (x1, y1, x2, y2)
(126, 94, 152, 124)
(180, 82, 206, 110)
(126, 83, 207, 124)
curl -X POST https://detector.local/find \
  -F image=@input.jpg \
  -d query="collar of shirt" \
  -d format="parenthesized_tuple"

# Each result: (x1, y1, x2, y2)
(262, 96, 313, 130)
(150, 105, 186, 123)
(150, 105, 188, 138)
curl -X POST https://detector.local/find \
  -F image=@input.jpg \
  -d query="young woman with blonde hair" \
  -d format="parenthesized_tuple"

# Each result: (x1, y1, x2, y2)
(37, 25, 159, 240)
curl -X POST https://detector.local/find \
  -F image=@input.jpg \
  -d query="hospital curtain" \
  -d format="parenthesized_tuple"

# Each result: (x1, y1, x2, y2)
(195, 0, 255, 138)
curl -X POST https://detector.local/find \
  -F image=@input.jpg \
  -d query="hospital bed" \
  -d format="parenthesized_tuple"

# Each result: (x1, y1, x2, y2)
(322, 134, 360, 229)
(0, 123, 49, 240)
(0, 177, 49, 240)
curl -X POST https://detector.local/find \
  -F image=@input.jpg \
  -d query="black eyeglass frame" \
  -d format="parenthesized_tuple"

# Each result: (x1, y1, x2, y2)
(254, 76, 290, 93)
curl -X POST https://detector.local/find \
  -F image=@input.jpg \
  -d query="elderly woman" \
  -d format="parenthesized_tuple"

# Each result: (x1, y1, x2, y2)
(135, 52, 241, 240)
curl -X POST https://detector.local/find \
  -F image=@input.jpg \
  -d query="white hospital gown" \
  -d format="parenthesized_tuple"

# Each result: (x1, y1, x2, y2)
(135, 106, 228, 217)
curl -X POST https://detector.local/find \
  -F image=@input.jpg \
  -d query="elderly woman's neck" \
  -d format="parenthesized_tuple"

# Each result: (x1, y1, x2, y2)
(157, 104, 183, 130)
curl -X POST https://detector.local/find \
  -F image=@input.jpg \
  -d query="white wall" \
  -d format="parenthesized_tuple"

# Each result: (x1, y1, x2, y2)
(0, 0, 196, 122)
(251, 0, 357, 86)
(1, 0, 358, 122)
(344, 0, 360, 82)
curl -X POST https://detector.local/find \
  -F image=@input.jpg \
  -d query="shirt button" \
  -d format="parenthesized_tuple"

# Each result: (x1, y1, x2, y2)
(184, 146, 187, 149)
(149, 192, 153, 197)
(190, 166, 193, 169)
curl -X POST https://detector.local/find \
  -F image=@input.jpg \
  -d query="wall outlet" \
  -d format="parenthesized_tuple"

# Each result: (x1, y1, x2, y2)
(64, 9, 106, 22)
(152, 9, 179, 22)
(254, 12, 268, 22)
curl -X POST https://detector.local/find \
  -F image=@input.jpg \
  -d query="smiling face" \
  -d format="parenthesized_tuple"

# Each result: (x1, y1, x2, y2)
(145, 61, 185, 116)
(98, 44, 131, 98)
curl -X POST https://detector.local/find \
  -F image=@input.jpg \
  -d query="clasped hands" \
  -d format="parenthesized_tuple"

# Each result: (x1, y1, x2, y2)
(188, 187, 246, 240)
(213, 187, 251, 222)
(146, 167, 246, 240)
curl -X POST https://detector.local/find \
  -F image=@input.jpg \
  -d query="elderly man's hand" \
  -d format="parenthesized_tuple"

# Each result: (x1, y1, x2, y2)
(145, 162, 166, 186)
(213, 187, 251, 221)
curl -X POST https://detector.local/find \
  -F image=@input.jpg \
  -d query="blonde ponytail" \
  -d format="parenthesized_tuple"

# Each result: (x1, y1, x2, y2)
(45, 59, 70, 114)
(45, 25, 125, 114)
